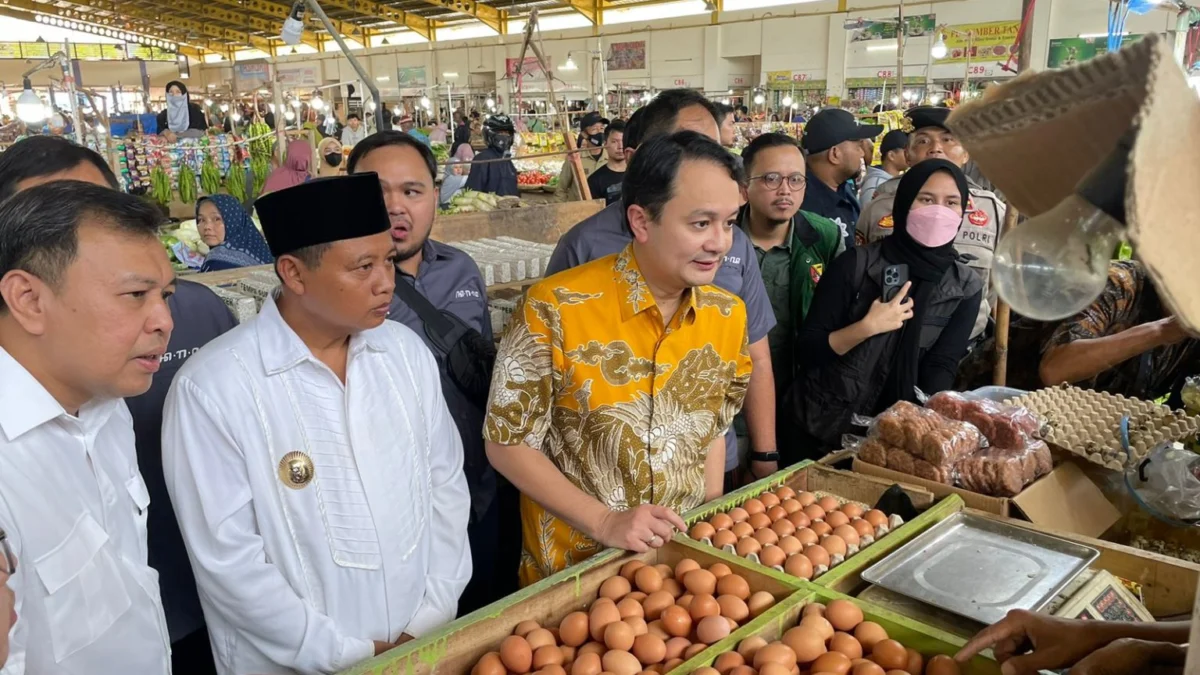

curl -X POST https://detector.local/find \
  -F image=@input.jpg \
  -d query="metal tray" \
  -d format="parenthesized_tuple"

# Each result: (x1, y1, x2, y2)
(861, 512, 1099, 625)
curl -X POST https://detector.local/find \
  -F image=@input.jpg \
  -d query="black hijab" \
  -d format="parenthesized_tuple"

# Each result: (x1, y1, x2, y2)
(879, 158, 969, 404)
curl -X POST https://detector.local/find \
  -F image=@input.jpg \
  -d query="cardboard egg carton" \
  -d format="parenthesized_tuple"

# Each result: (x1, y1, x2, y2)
(1008, 385, 1200, 470)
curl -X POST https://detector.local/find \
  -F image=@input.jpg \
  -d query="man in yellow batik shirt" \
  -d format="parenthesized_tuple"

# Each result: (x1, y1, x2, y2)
(485, 131, 753, 585)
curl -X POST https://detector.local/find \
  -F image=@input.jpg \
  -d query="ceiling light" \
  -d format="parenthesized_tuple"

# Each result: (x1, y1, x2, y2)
(34, 14, 43, 22)
(1079, 32, 1128, 39)
(219, 103, 229, 112)
(558, 57, 577, 71)
(867, 44, 898, 51)
(486, 97, 495, 107)
(753, 93, 765, 105)
(290, 98, 302, 108)
(419, 95, 430, 107)
(375, 75, 390, 81)
(284, 109, 296, 121)
(203, 98, 213, 106)
(781, 95, 793, 106)
(931, 32, 949, 59)
(230, 111, 241, 122)
(442, 71, 458, 78)
(16, 79, 46, 124)
(310, 94, 325, 110)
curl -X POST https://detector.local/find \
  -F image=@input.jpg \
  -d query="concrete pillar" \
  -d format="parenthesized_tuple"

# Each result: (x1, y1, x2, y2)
(1026, 0, 1053, 72)
(826, 13, 848, 102)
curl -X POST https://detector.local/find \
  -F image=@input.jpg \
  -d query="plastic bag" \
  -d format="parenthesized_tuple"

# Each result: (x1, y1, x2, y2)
(867, 400, 984, 465)
(1128, 442, 1200, 523)
(957, 442, 1053, 497)
(927, 391, 1041, 450)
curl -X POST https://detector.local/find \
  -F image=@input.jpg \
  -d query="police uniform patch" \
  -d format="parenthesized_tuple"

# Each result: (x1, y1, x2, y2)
(855, 230, 867, 247)
(878, 214, 894, 229)
(968, 208, 990, 226)
(810, 263, 824, 285)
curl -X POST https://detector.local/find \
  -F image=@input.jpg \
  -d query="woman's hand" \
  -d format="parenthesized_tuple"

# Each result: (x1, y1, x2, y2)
(163, 130, 178, 143)
(862, 282, 913, 336)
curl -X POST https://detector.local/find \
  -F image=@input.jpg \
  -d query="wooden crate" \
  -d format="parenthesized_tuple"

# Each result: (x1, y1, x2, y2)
(340, 540, 804, 675)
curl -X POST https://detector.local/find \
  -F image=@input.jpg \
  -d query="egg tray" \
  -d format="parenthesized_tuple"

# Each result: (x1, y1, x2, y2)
(341, 540, 804, 675)
(1007, 385, 1200, 471)
(671, 588, 999, 675)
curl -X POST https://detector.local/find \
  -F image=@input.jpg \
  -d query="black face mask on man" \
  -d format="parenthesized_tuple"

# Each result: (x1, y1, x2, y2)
(588, 133, 605, 147)
(324, 152, 343, 167)
(490, 133, 513, 154)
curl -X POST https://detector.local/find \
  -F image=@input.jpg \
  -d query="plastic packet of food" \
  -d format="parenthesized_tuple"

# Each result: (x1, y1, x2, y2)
(926, 390, 1043, 450)
(955, 440, 1053, 497)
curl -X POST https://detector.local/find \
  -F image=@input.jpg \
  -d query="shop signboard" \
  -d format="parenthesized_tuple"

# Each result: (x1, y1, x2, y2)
(845, 75, 926, 88)
(934, 20, 1020, 64)
(276, 63, 321, 87)
(849, 14, 936, 42)
(19, 42, 49, 58)
(0, 43, 20, 59)
(607, 41, 646, 70)
(396, 65, 427, 87)
(1046, 34, 1146, 68)
(505, 56, 546, 79)
(767, 71, 821, 88)
(235, 62, 272, 87)
(728, 75, 750, 87)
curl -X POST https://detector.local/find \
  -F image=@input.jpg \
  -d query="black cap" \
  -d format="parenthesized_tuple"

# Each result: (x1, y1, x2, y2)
(255, 173, 390, 258)
(579, 111, 610, 129)
(880, 129, 909, 156)
(905, 106, 952, 133)
(802, 109, 884, 154)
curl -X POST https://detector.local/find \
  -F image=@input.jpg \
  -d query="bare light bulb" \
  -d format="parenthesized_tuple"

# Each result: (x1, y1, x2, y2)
(931, 33, 948, 59)
(310, 94, 325, 110)
(753, 93, 765, 105)
(485, 97, 495, 107)
(284, 109, 296, 121)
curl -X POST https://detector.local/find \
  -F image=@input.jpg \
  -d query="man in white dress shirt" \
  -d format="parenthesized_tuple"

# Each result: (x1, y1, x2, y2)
(0, 182, 175, 674)
(162, 173, 472, 675)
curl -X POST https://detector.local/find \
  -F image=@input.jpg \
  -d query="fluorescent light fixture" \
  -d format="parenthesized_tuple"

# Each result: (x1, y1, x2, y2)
(442, 71, 458, 78)
(1079, 32, 1128, 39)
(376, 75, 390, 82)
(867, 44, 898, 52)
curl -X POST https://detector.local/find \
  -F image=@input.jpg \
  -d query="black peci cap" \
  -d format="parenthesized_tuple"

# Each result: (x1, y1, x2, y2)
(255, 173, 390, 258)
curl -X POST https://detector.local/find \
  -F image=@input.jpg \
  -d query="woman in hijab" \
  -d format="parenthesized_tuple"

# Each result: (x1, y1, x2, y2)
(451, 115, 472, 156)
(261, 139, 311, 195)
(316, 136, 344, 178)
(196, 194, 275, 273)
(787, 159, 984, 455)
(156, 81, 207, 141)
(440, 143, 474, 208)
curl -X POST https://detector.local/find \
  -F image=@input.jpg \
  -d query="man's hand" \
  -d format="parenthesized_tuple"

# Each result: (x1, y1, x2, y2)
(373, 641, 396, 656)
(1069, 638, 1186, 675)
(594, 505, 687, 553)
(862, 282, 914, 336)
(955, 610, 1112, 674)
(1155, 316, 1193, 346)
(749, 461, 778, 481)
(396, 633, 416, 646)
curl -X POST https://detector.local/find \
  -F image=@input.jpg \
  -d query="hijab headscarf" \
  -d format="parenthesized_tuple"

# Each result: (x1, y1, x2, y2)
(198, 195, 274, 271)
(440, 144, 475, 207)
(879, 158, 970, 404)
(165, 80, 191, 134)
(316, 137, 343, 178)
(262, 139, 312, 195)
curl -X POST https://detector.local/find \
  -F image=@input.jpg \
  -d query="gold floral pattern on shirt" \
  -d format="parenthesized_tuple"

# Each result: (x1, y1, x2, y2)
(485, 245, 752, 586)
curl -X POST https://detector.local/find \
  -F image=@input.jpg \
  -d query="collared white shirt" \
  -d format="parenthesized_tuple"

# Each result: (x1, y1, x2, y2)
(162, 295, 471, 675)
(0, 347, 171, 675)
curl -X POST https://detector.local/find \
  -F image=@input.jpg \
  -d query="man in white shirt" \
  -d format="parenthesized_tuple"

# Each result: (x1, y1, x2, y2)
(0, 181, 175, 674)
(340, 113, 366, 148)
(163, 173, 471, 675)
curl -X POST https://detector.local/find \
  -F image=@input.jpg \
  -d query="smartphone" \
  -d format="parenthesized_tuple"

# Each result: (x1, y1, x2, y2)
(882, 263, 909, 303)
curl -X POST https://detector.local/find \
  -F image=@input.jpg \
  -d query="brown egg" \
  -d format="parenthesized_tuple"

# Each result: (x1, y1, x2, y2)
(853, 622, 888, 651)
(803, 544, 831, 569)
(621, 561, 648, 582)
(689, 522, 717, 541)
(766, 505, 789, 523)
(647, 620, 670, 640)
(758, 545, 787, 568)
(709, 563, 733, 579)
(636, 566, 664, 594)
(601, 576, 633, 601)
(473, 652, 506, 675)
(632, 633, 667, 666)
(737, 636, 768, 661)
(753, 528, 779, 547)
(758, 662, 791, 675)
(870, 640, 908, 670)
(747, 591, 775, 618)
(774, 486, 796, 500)
(644, 591, 675, 620)
(603, 650, 643, 675)
(618, 597, 646, 619)
(780, 498, 802, 514)
(799, 615, 835, 641)
(820, 535, 847, 558)
(664, 637, 691, 660)
(712, 530, 739, 549)
(717, 594, 750, 622)
(527, 628, 557, 650)
(725, 616, 739, 631)
(783, 553, 813, 580)
(514, 621, 542, 637)
(728, 507, 750, 523)
(794, 528, 818, 547)
(591, 601, 622, 642)
(694, 668, 721, 675)
(683, 569, 718, 595)
(538, 665, 568, 675)
(560, 612, 590, 647)
(727, 666, 755, 675)
(574, 649, 604, 674)
(801, 603, 826, 618)
(840, 503, 864, 520)
(625, 617, 649, 636)
(628, 592, 648, 603)
(850, 662, 885, 675)
(534, 646, 565, 670)
(710, 513, 734, 531)
(661, 579, 684, 599)
(753, 643, 798, 670)
(663, 658, 685, 672)
(796, 491, 817, 506)
(811, 651, 852, 675)
(660, 605, 692, 638)
(787, 511, 812, 529)
(747, 513, 773, 531)
(655, 564, 674, 579)
(605, 621, 636, 651)
(782, 626, 826, 664)
(825, 600, 865, 632)
(925, 654, 962, 675)
(743, 498, 765, 515)
(683, 643, 708, 659)
(829, 632, 863, 660)
(674, 558, 701, 579)
(696, 615, 731, 644)
(713, 651, 745, 674)
(824, 511, 851, 529)
(501, 635, 534, 674)
(904, 648, 923, 675)
(561, 645, 577, 665)
(817, 496, 840, 512)
(770, 518, 796, 538)
(677, 594, 694, 611)
(883, 671, 910, 675)
(862, 510, 887, 528)
(731, 522, 756, 539)
(810, 521, 833, 538)
(802, 504, 827, 522)
(716, 573, 750, 600)
(689, 593, 720, 621)
(777, 535, 803, 555)
(759, 491, 780, 508)
(548, 628, 561, 643)
(832, 525, 861, 549)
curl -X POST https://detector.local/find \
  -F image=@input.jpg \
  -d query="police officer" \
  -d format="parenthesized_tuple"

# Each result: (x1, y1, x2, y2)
(855, 106, 1004, 339)
(348, 131, 513, 614)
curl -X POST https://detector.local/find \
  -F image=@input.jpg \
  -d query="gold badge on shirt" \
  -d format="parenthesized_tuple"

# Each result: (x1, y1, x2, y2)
(278, 451, 315, 489)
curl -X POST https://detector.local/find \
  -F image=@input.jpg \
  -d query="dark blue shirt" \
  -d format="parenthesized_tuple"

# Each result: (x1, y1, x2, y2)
(800, 172, 860, 250)
(465, 147, 518, 197)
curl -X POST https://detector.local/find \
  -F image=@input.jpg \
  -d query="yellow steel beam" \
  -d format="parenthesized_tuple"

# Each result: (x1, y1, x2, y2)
(153, 0, 324, 49)
(0, 0, 221, 55)
(563, 0, 601, 25)
(416, 0, 506, 34)
(316, 0, 437, 40)
(202, 0, 366, 44)
(77, 0, 279, 52)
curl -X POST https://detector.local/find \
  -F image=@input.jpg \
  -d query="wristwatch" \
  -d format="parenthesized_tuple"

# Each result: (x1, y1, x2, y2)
(749, 451, 780, 463)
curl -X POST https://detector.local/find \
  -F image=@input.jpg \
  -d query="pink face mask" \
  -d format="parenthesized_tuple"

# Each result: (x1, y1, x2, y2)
(906, 204, 962, 247)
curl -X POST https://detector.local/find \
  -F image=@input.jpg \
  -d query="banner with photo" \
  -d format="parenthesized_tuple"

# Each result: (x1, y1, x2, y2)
(1046, 34, 1146, 68)
(506, 56, 547, 79)
(935, 21, 1020, 64)
(276, 64, 321, 87)
(396, 66, 427, 88)
(849, 14, 936, 42)
(607, 41, 646, 70)
(235, 62, 272, 88)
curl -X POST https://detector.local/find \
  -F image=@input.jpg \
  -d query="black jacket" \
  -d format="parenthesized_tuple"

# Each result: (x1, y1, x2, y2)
(156, 103, 208, 134)
(465, 147, 518, 196)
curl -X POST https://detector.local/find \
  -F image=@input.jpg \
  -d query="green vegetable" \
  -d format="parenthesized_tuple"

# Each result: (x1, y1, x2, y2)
(226, 164, 246, 203)
(200, 155, 221, 195)
(150, 166, 172, 206)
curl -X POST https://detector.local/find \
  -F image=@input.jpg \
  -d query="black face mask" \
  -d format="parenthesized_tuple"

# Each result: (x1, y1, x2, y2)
(588, 133, 605, 148)
(490, 135, 512, 153)
(324, 152, 343, 167)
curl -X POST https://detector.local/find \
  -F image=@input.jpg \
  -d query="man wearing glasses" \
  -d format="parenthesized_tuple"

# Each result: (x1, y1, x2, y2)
(738, 133, 844, 467)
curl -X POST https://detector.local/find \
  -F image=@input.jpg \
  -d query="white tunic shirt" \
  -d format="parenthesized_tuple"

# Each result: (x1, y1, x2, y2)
(0, 347, 171, 675)
(162, 296, 471, 675)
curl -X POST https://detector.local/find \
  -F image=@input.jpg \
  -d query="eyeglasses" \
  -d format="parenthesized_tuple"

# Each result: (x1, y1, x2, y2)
(0, 528, 14, 575)
(750, 173, 806, 191)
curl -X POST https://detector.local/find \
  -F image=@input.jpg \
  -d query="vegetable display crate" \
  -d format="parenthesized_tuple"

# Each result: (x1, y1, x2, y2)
(672, 587, 1000, 675)
(340, 540, 806, 675)
(681, 462, 965, 594)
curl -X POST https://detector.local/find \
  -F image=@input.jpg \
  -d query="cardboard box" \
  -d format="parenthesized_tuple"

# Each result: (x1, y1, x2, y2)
(852, 458, 1121, 539)
(340, 541, 803, 675)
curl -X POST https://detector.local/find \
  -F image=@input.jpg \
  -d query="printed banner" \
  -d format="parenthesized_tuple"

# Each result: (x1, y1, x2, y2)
(235, 62, 272, 87)
(849, 14, 936, 42)
(276, 63, 321, 87)
(935, 21, 1020, 64)
(1046, 34, 1146, 68)
(845, 75, 926, 88)
(506, 56, 546, 79)
(766, 71, 821, 88)
(607, 41, 646, 71)
(396, 65, 427, 87)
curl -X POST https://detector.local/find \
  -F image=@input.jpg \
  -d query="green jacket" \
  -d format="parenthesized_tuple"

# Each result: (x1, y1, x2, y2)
(788, 210, 845, 323)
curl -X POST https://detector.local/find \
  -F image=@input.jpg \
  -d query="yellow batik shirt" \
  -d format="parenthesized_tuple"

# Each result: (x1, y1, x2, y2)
(484, 244, 753, 586)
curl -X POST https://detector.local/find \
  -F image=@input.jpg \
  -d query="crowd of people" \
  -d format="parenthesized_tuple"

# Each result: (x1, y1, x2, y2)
(0, 83, 1195, 675)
